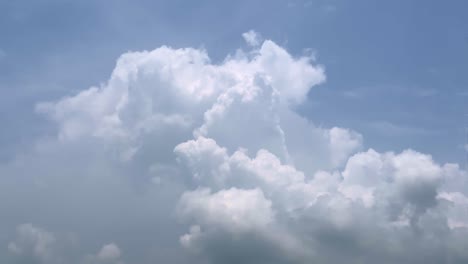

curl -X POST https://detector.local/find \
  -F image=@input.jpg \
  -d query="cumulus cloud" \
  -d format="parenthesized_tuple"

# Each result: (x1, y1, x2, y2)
(8, 224, 58, 263)
(1, 31, 468, 264)
(174, 135, 468, 263)
(83, 243, 124, 264)
(242, 30, 262, 47)
(7, 224, 125, 264)
(178, 187, 274, 232)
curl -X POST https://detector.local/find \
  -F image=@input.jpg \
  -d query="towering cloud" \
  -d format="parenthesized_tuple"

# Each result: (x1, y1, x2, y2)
(2, 31, 467, 264)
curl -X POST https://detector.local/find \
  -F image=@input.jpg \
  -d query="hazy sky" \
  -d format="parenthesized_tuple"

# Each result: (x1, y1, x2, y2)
(1, 1, 468, 263)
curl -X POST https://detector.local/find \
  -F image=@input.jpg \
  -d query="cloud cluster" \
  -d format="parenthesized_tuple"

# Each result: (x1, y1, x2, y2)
(8, 224, 123, 264)
(8, 224, 58, 263)
(2, 31, 468, 263)
(175, 136, 468, 263)
(83, 243, 124, 264)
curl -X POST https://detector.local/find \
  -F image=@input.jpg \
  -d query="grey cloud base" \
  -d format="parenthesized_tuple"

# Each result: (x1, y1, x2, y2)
(1, 32, 468, 264)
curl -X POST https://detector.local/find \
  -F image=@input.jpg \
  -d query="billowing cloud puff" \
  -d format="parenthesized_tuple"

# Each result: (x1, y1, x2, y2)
(8, 224, 58, 263)
(7, 224, 124, 264)
(242, 30, 262, 47)
(174, 135, 468, 263)
(2, 31, 468, 264)
(36, 33, 325, 141)
(83, 243, 124, 264)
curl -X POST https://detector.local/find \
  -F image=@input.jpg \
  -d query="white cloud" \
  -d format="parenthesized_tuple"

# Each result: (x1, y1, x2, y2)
(7, 224, 125, 264)
(174, 134, 468, 262)
(327, 127, 363, 167)
(97, 243, 121, 261)
(36, 33, 326, 168)
(178, 187, 274, 232)
(242, 30, 262, 47)
(83, 243, 124, 264)
(1, 31, 467, 264)
(8, 224, 57, 262)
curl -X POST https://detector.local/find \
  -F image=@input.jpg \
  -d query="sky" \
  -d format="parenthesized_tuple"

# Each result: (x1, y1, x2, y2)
(1, 0, 468, 263)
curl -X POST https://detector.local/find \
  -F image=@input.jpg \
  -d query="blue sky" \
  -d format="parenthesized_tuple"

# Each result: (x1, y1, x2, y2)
(2, 1, 468, 263)
(1, 0, 467, 164)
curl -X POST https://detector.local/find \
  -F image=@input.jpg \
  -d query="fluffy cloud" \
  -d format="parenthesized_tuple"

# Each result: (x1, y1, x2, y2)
(83, 243, 124, 264)
(242, 30, 262, 47)
(36, 32, 325, 142)
(8, 224, 125, 264)
(174, 135, 468, 263)
(2, 31, 468, 264)
(178, 187, 274, 232)
(8, 224, 58, 263)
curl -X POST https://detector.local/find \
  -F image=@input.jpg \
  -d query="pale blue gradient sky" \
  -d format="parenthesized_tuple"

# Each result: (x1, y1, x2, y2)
(2, 2, 468, 263)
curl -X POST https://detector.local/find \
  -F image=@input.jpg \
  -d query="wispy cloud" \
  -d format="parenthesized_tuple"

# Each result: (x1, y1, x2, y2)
(368, 120, 438, 136)
(340, 85, 439, 99)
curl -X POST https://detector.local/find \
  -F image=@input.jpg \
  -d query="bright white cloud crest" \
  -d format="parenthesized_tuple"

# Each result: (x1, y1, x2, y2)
(3, 31, 468, 263)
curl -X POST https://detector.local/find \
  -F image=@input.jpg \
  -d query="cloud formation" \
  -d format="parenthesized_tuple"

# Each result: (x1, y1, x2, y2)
(7, 224, 124, 264)
(2, 31, 468, 263)
(83, 243, 124, 264)
(242, 30, 262, 47)
(8, 224, 58, 263)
